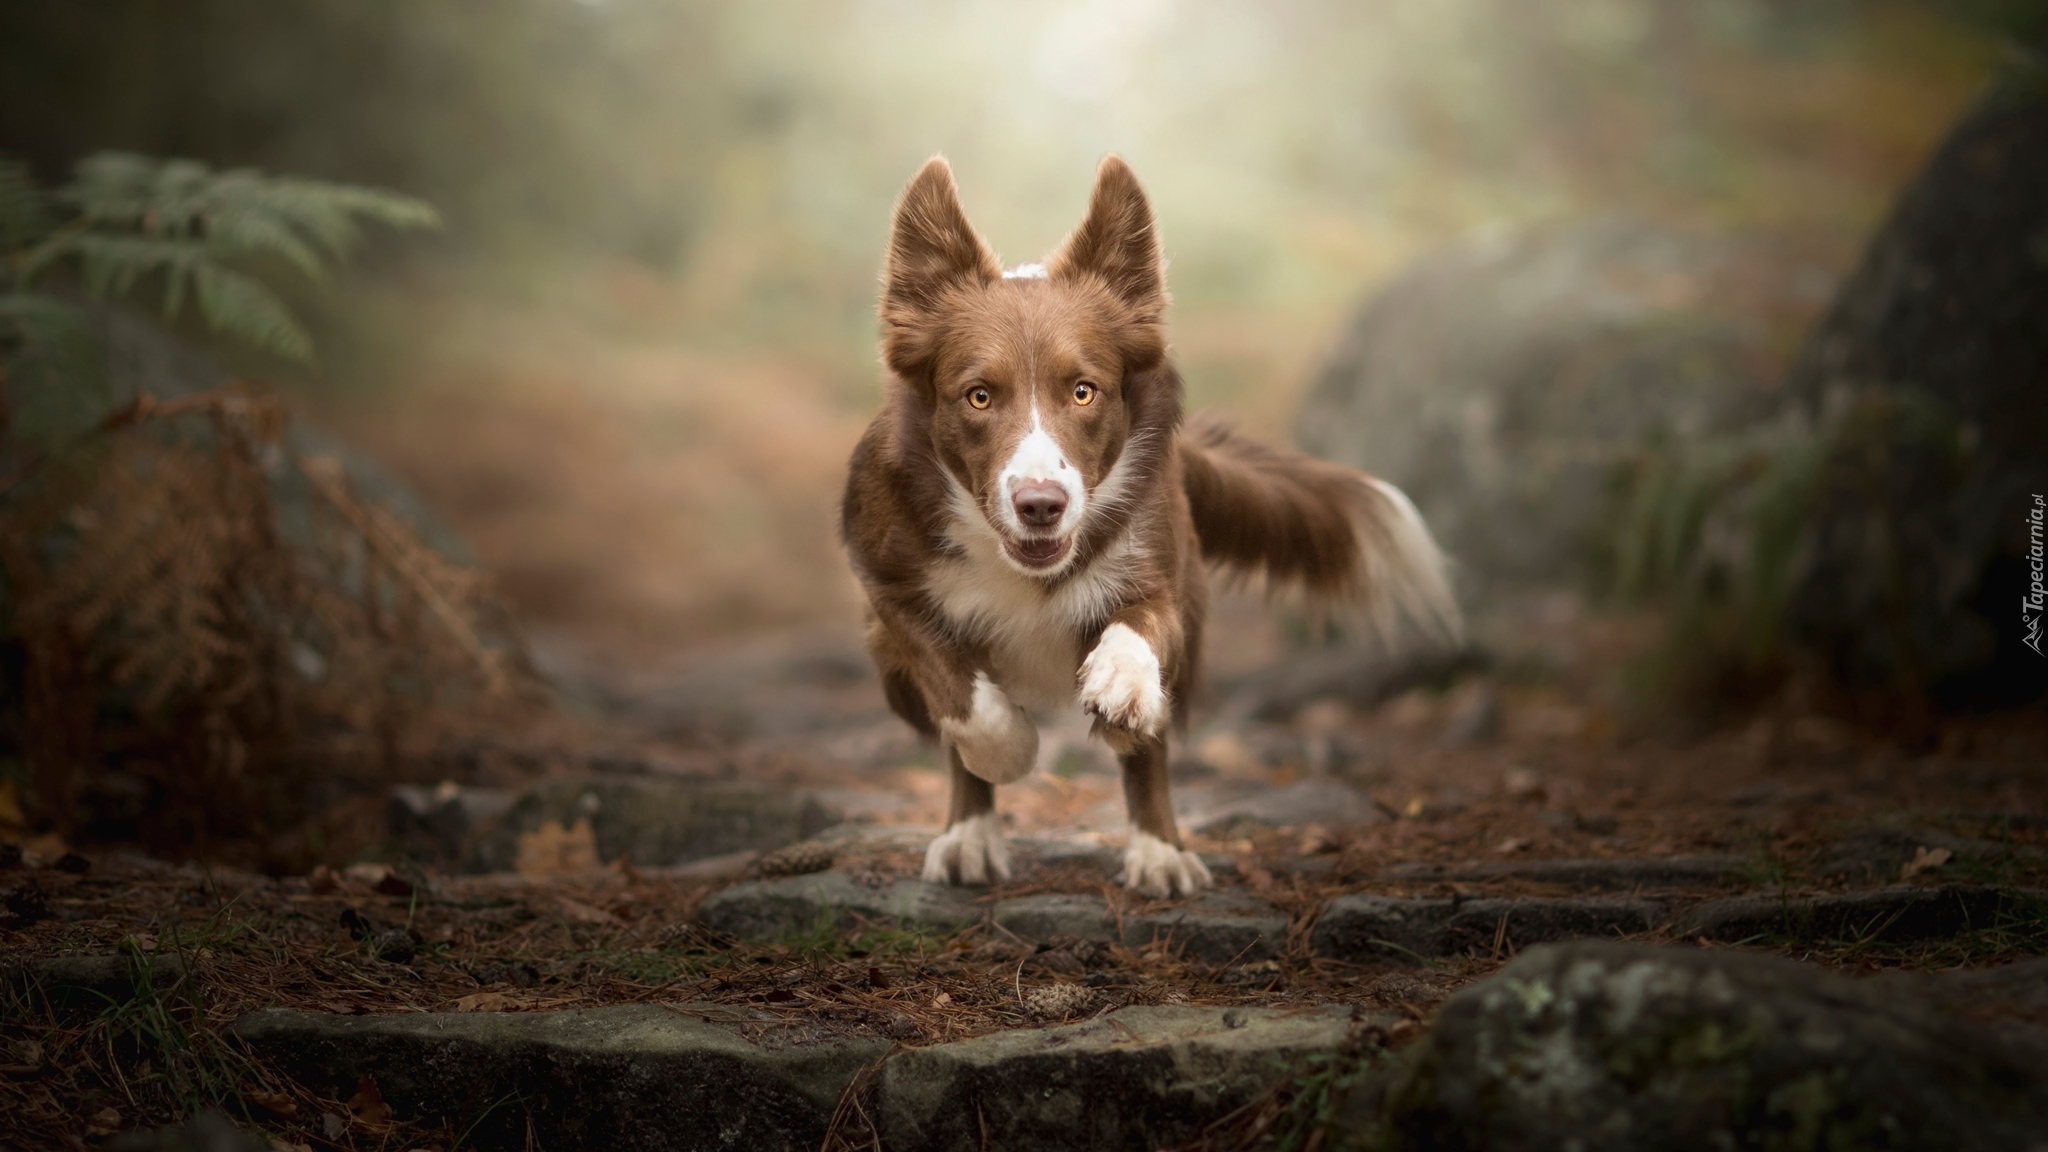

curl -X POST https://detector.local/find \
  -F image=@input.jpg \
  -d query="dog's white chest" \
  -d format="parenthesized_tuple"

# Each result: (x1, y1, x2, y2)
(923, 557, 1085, 712)
(923, 541, 1136, 714)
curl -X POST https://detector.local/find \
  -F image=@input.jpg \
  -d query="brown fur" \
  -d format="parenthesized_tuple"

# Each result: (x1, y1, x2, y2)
(842, 155, 1457, 891)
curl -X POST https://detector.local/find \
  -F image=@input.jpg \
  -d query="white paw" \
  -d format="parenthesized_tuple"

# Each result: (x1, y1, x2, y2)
(1122, 828, 1211, 898)
(1078, 623, 1168, 738)
(939, 673, 1038, 784)
(922, 812, 1012, 886)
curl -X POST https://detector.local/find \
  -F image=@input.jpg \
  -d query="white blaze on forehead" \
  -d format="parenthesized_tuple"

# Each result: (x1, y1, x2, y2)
(1003, 263, 1048, 280)
(998, 401, 1086, 537)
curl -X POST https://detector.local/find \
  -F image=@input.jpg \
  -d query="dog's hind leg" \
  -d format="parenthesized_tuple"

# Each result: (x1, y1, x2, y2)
(922, 743, 1011, 885)
(1118, 737, 1211, 898)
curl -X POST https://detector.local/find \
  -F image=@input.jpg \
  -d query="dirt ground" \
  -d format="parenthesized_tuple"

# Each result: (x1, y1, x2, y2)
(4, 614, 2044, 1150)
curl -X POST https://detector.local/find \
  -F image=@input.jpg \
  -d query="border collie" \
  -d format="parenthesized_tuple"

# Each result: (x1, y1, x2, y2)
(841, 155, 1459, 898)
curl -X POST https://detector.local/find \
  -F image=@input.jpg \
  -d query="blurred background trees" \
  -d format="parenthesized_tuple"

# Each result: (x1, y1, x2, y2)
(0, 0, 2041, 858)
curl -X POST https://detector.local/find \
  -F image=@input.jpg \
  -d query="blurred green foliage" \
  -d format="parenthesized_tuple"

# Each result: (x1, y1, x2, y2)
(0, 152, 435, 446)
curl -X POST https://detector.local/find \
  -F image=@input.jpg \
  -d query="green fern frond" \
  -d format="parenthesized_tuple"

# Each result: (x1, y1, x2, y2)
(0, 159, 52, 262)
(192, 265, 315, 364)
(11, 152, 440, 364)
(0, 292, 107, 446)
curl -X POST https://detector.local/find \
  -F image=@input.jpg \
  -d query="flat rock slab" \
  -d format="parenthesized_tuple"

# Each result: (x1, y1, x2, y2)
(1365, 940, 2048, 1151)
(992, 891, 1291, 963)
(235, 1004, 889, 1152)
(237, 1002, 1392, 1152)
(460, 776, 842, 873)
(1681, 884, 2047, 944)
(880, 1005, 1383, 1152)
(1190, 777, 1387, 833)
(8, 953, 191, 1019)
(1383, 854, 1745, 890)
(1812, 828, 2046, 884)
(697, 872, 982, 940)
(1313, 894, 1662, 961)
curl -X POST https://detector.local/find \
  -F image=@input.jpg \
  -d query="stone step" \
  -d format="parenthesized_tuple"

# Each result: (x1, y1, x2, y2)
(236, 1004, 885, 1152)
(235, 1002, 1390, 1152)
(696, 872, 983, 940)
(879, 1005, 1374, 1151)
(1312, 893, 1662, 961)
(1680, 883, 2048, 944)
(7, 953, 191, 1020)
(1381, 853, 1746, 890)
(991, 891, 1291, 963)
(391, 776, 843, 873)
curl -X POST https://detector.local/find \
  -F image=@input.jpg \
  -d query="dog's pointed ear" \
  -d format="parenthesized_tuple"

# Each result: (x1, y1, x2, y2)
(881, 157, 999, 379)
(1049, 155, 1165, 321)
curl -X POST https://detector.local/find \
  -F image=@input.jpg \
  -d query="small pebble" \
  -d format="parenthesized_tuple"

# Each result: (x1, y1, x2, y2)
(757, 841, 834, 878)
(1024, 982, 1095, 1020)
(372, 929, 416, 964)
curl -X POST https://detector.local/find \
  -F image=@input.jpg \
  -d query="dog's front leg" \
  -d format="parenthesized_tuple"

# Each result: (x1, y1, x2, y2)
(1079, 608, 1210, 897)
(1117, 735, 1211, 898)
(922, 745, 1011, 885)
(923, 673, 1034, 884)
(867, 608, 1032, 885)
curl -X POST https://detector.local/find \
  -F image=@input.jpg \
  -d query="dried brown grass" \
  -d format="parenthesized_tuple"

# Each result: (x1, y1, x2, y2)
(0, 384, 543, 869)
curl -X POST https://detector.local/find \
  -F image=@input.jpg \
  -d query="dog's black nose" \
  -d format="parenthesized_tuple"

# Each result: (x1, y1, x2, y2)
(1012, 481, 1068, 529)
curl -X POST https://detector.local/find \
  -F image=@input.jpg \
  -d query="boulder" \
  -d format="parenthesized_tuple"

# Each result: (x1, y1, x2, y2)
(1363, 940, 2048, 1151)
(1778, 68, 2048, 705)
(1296, 218, 1816, 601)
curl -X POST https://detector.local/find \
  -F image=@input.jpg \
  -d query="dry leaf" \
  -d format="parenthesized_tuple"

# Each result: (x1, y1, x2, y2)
(516, 818, 601, 875)
(452, 992, 516, 1012)
(247, 1088, 299, 1118)
(346, 1073, 394, 1131)
(1493, 837, 1530, 855)
(343, 862, 393, 888)
(931, 992, 952, 1008)
(1900, 846, 1953, 880)
(307, 865, 340, 894)
(85, 1106, 122, 1137)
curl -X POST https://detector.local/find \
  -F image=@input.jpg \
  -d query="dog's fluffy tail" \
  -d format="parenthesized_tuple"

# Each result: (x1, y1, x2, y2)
(1179, 414, 1462, 645)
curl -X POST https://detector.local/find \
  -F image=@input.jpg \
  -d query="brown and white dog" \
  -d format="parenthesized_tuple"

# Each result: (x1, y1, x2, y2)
(841, 155, 1459, 898)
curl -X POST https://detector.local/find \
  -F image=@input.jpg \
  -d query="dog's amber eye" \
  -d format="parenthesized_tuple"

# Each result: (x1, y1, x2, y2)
(1073, 382, 1096, 405)
(967, 386, 991, 410)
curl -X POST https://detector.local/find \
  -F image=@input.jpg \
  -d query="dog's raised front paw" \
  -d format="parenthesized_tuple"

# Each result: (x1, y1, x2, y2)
(1122, 828, 1211, 898)
(922, 812, 1012, 886)
(1078, 623, 1168, 740)
(939, 673, 1038, 785)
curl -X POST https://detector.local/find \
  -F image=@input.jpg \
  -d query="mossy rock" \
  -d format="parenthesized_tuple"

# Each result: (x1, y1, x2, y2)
(1358, 941, 2048, 1151)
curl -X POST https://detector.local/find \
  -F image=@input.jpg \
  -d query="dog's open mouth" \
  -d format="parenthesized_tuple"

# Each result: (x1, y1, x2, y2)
(1004, 534, 1072, 570)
